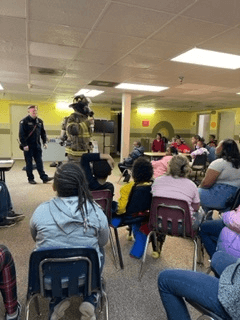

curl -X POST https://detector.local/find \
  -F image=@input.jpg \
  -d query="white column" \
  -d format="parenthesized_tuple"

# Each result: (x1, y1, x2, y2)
(120, 93, 131, 162)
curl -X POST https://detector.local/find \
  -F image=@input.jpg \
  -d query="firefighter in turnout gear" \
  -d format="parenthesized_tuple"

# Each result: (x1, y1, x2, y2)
(60, 95, 94, 162)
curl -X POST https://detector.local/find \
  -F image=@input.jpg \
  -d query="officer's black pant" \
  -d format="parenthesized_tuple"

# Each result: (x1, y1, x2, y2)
(118, 162, 132, 177)
(24, 147, 48, 181)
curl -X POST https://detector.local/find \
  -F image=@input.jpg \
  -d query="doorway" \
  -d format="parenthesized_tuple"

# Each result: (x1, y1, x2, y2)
(198, 114, 210, 142)
(218, 111, 235, 141)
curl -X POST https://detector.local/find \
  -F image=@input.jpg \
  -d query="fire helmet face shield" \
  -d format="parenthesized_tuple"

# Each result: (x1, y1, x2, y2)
(69, 95, 94, 117)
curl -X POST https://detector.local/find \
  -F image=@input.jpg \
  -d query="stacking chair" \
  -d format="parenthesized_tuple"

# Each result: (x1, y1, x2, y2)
(190, 153, 208, 183)
(139, 197, 199, 280)
(25, 248, 108, 320)
(185, 299, 223, 320)
(91, 189, 119, 269)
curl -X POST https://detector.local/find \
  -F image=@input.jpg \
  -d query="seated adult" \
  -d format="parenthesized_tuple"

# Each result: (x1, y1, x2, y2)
(152, 133, 165, 152)
(81, 153, 115, 195)
(30, 163, 109, 320)
(113, 157, 153, 259)
(118, 141, 144, 183)
(199, 206, 240, 261)
(151, 146, 178, 179)
(158, 259, 240, 320)
(0, 245, 21, 320)
(171, 138, 190, 153)
(207, 134, 218, 147)
(0, 181, 25, 228)
(198, 139, 240, 214)
(152, 155, 202, 230)
(191, 134, 201, 151)
(190, 138, 209, 160)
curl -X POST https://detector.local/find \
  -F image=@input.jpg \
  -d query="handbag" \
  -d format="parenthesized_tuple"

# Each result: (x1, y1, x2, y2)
(18, 123, 38, 150)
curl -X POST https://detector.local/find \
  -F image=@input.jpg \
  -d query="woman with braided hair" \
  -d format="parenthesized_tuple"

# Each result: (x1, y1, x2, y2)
(30, 162, 108, 320)
(198, 139, 240, 215)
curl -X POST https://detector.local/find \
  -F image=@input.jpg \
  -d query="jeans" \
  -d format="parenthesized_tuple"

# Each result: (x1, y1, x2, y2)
(198, 184, 238, 213)
(0, 182, 12, 222)
(158, 269, 230, 320)
(211, 251, 238, 277)
(198, 219, 225, 258)
(24, 146, 48, 181)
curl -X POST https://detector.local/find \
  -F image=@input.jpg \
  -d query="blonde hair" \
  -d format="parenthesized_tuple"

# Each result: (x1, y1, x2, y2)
(166, 155, 190, 178)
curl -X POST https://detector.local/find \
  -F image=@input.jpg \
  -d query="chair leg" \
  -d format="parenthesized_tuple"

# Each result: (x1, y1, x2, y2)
(25, 294, 41, 320)
(139, 231, 156, 281)
(108, 227, 119, 269)
(113, 228, 124, 269)
(196, 236, 204, 265)
(192, 238, 198, 271)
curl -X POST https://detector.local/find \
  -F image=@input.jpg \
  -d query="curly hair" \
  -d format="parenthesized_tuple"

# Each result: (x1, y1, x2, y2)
(218, 139, 240, 169)
(166, 155, 191, 178)
(132, 157, 153, 184)
(53, 162, 94, 218)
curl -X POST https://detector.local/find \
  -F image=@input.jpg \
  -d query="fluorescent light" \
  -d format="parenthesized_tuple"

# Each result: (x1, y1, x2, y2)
(171, 48, 240, 69)
(0, 83, 4, 90)
(75, 89, 104, 97)
(115, 83, 169, 92)
(236, 93, 240, 95)
(137, 107, 155, 114)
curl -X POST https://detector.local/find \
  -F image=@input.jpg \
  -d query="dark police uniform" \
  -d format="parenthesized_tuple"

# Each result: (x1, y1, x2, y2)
(19, 115, 49, 182)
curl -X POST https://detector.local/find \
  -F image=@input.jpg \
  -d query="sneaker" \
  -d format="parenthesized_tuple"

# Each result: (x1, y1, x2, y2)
(123, 173, 131, 183)
(50, 298, 70, 320)
(5, 302, 21, 320)
(50, 162, 57, 167)
(79, 302, 96, 320)
(0, 219, 16, 228)
(6, 211, 25, 222)
(43, 177, 54, 183)
(29, 180, 37, 184)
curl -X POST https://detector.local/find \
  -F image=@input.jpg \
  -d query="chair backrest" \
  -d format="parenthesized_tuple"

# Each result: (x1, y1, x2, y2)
(192, 153, 207, 167)
(91, 189, 113, 223)
(148, 197, 195, 238)
(27, 248, 101, 300)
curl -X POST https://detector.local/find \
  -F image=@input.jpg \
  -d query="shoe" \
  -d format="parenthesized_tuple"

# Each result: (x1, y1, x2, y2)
(50, 298, 70, 320)
(123, 173, 131, 183)
(29, 180, 37, 184)
(5, 302, 21, 320)
(6, 211, 25, 222)
(79, 302, 96, 320)
(43, 177, 54, 183)
(50, 162, 57, 167)
(0, 219, 16, 228)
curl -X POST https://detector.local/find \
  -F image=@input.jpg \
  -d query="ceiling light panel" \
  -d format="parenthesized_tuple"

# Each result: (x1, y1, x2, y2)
(171, 48, 240, 69)
(116, 83, 169, 92)
(75, 89, 104, 97)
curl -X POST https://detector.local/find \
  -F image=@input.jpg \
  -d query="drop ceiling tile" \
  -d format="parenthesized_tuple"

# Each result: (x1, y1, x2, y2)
(0, 57, 27, 74)
(117, 54, 164, 69)
(0, 0, 26, 18)
(75, 49, 123, 65)
(29, 56, 70, 69)
(96, 3, 174, 37)
(182, 0, 240, 26)
(0, 16, 26, 55)
(151, 16, 229, 45)
(29, 21, 90, 47)
(83, 31, 144, 53)
(96, 65, 141, 82)
(30, 42, 79, 59)
(69, 61, 108, 74)
(132, 39, 190, 59)
(29, 0, 108, 29)
(65, 69, 101, 80)
(200, 28, 240, 55)
(112, 0, 196, 14)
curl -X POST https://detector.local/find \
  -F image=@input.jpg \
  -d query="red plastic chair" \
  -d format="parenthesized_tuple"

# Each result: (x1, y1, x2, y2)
(139, 197, 199, 280)
(91, 190, 119, 269)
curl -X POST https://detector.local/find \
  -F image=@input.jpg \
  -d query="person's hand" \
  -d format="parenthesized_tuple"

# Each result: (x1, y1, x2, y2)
(107, 156, 115, 169)
(43, 143, 48, 149)
(23, 145, 29, 151)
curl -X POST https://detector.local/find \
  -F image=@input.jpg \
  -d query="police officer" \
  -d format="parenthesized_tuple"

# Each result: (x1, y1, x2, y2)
(19, 105, 53, 184)
(60, 95, 94, 162)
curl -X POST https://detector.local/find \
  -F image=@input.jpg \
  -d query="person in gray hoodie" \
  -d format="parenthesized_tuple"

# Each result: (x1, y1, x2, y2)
(30, 162, 109, 320)
(157, 259, 240, 320)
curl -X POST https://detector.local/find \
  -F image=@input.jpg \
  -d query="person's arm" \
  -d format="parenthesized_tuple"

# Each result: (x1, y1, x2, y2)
(81, 153, 101, 187)
(191, 202, 200, 212)
(29, 214, 37, 242)
(199, 168, 220, 188)
(40, 119, 47, 146)
(99, 153, 115, 169)
(98, 213, 109, 247)
(19, 119, 28, 147)
(117, 182, 134, 215)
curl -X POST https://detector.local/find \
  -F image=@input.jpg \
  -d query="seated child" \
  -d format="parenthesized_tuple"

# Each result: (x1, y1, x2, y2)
(81, 153, 115, 195)
(112, 157, 153, 259)
(152, 146, 178, 178)
(30, 163, 109, 320)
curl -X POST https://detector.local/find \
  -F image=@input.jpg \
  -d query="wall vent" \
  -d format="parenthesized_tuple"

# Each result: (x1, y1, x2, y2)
(30, 66, 64, 76)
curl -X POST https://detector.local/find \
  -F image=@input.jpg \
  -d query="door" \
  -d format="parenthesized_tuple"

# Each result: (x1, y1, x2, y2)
(218, 112, 235, 141)
(10, 104, 28, 159)
(198, 114, 210, 142)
